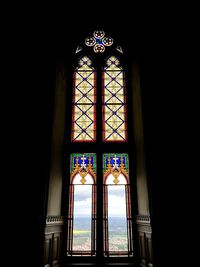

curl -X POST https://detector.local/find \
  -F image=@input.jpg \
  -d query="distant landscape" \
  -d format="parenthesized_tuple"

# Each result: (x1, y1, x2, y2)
(108, 216, 128, 251)
(72, 216, 91, 251)
(72, 216, 128, 251)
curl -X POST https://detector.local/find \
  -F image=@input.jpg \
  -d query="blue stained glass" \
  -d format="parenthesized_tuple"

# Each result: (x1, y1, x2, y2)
(85, 31, 113, 53)
(70, 153, 97, 175)
(73, 155, 94, 167)
(103, 153, 129, 173)
(96, 38, 103, 45)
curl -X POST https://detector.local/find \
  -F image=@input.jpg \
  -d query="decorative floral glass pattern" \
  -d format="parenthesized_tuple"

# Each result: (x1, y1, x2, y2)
(72, 56, 96, 141)
(103, 56, 127, 141)
(85, 30, 113, 53)
(70, 153, 97, 179)
(103, 154, 129, 185)
(67, 153, 96, 256)
(103, 154, 133, 257)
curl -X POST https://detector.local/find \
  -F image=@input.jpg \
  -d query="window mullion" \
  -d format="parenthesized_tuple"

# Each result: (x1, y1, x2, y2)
(96, 65, 104, 260)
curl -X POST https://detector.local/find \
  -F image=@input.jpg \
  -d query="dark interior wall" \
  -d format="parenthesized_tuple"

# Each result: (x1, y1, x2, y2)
(5, 7, 182, 267)
(7, 45, 56, 266)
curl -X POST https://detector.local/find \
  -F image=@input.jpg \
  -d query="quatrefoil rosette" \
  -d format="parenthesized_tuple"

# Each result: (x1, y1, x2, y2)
(85, 30, 113, 53)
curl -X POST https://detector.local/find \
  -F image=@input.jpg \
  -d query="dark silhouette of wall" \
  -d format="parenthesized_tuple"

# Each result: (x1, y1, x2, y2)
(5, 8, 185, 267)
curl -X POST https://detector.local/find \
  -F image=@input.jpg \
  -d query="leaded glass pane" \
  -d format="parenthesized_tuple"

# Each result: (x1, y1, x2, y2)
(72, 56, 96, 141)
(73, 105, 95, 141)
(104, 105, 126, 141)
(103, 56, 127, 141)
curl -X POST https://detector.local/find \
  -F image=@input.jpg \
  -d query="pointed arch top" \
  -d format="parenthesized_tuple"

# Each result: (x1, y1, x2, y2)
(76, 56, 94, 70)
(103, 154, 129, 184)
(70, 154, 97, 183)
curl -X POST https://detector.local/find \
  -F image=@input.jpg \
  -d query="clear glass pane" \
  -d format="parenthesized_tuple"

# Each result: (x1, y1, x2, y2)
(72, 185, 92, 251)
(107, 185, 128, 252)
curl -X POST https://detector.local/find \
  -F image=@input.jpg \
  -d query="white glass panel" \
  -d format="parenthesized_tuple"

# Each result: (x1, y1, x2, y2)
(73, 173, 94, 185)
(106, 173, 127, 185)
(107, 185, 128, 252)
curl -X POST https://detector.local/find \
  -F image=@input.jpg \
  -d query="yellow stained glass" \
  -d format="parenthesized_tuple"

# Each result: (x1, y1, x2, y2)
(103, 56, 127, 141)
(72, 56, 96, 141)
(73, 105, 95, 141)
(75, 71, 95, 104)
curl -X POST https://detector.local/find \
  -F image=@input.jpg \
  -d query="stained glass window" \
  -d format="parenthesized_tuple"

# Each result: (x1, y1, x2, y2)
(67, 154, 96, 256)
(68, 31, 134, 261)
(85, 30, 113, 53)
(103, 56, 127, 141)
(71, 56, 96, 141)
(103, 154, 133, 257)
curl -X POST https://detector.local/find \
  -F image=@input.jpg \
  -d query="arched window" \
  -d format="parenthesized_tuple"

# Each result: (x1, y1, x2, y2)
(103, 154, 133, 256)
(43, 27, 154, 267)
(67, 30, 133, 261)
(67, 154, 96, 256)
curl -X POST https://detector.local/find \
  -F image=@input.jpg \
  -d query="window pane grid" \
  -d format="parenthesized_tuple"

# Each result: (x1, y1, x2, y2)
(72, 104, 96, 141)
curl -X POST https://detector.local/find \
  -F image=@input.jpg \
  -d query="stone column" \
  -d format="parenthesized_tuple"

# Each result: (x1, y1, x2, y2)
(47, 63, 66, 215)
(44, 63, 66, 267)
(132, 63, 153, 267)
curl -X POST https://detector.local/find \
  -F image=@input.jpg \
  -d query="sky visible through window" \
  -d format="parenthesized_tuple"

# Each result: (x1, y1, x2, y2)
(72, 183, 128, 252)
(73, 185, 92, 251)
(107, 185, 128, 251)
